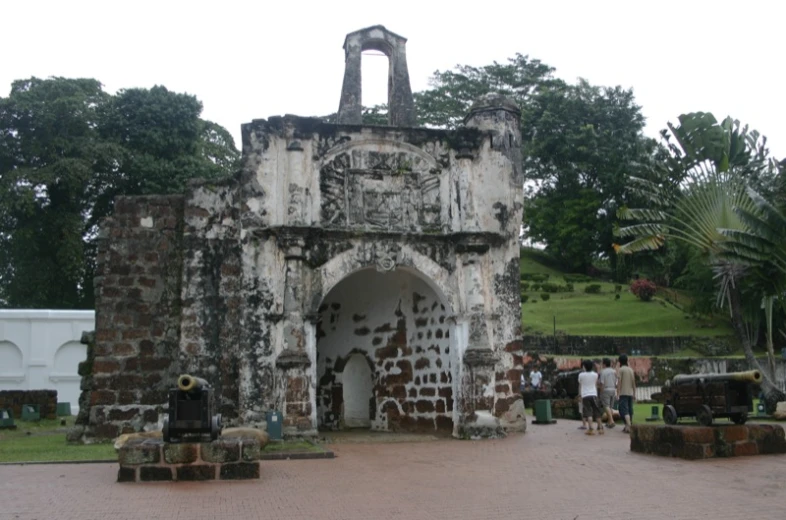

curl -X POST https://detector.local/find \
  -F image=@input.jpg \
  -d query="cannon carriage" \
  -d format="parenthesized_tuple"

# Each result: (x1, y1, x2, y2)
(652, 370, 760, 426)
(163, 374, 223, 443)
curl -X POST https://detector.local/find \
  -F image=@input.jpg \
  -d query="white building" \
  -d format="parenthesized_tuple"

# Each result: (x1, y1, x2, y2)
(0, 310, 94, 414)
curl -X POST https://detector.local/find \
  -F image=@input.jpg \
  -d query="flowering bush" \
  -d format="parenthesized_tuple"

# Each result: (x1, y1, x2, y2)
(630, 279, 657, 301)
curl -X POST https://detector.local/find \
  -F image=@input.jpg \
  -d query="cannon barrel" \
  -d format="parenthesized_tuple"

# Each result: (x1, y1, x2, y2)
(177, 374, 211, 392)
(672, 370, 762, 385)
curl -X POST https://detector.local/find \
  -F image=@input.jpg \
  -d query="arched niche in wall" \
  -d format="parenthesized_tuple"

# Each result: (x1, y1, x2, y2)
(0, 340, 25, 383)
(50, 341, 87, 379)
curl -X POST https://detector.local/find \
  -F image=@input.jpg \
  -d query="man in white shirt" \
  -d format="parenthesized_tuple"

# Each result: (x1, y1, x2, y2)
(530, 368, 543, 391)
(578, 359, 603, 435)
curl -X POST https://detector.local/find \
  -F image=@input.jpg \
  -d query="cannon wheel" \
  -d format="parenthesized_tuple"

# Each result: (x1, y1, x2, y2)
(162, 416, 170, 443)
(210, 414, 221, 441)
(663, 405, 678, 425)
(696, 405, 713, 426)
(731, 412, 748, 425)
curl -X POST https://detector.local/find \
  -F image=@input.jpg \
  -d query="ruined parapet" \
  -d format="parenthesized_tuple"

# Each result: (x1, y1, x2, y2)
(337, 25, 415, 126)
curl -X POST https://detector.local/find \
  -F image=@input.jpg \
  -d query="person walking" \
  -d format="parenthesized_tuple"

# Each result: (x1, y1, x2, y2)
(578, 359, 603, 435)
(599, 358, 617, 429)
(617, 354, 636, 433)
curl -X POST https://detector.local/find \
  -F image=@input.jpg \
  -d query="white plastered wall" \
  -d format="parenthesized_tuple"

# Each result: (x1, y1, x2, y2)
(0, 310, 94, 413)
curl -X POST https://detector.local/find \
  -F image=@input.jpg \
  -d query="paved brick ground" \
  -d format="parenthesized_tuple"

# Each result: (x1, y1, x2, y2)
(2, 420, 785, 520)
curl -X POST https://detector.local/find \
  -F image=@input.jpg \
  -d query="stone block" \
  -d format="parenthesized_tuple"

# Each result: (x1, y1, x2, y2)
(718, 425, 749, 443)
(164, 443, 199, 464)
(732, 441, 759, 457)
(140, 467, 174, 481)
(241, 441, 262, 462)
(220, 462, 260, 480)
(176, 465, 216, 481)
(119, 441, 161, 465)
(681, 427, 714, 444)
(681, 443, 713, 460)
(117, 467, 138, 482)
(201, 440, 240, 463)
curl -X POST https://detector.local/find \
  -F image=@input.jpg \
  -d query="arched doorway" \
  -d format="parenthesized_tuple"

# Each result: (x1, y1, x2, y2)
(315, 267, 454, 433)
(342, 353, 373, 428)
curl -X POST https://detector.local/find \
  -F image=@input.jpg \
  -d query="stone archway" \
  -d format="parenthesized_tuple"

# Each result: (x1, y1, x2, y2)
(315, 267, 455, 433)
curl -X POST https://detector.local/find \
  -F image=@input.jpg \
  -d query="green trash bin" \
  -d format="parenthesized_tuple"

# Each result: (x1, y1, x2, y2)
(0, 408, 15, 429)
(534, 399, 553, 423)
(265, 410, 283, 441)
(57, 402, 72, 417)
(21, 404, 40, 421)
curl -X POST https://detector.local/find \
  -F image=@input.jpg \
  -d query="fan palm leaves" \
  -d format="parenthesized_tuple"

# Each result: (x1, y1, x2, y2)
(614, 112, 785, 410)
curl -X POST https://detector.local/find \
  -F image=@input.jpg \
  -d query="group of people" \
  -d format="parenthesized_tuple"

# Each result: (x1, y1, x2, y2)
(577, 354, 636, 435)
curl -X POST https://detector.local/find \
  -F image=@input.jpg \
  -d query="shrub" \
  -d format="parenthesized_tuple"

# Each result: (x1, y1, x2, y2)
(521, 282, 530, 292)
(614, 284, 622, 293)
(531, 283, 541, 292)
(540, 282, 559, 293)
(630, 279, 657, 301)
(540, 293, 551, 301)
(521, 294, 529, 303)
(584, 284, 602, 294)
(564, 274, 593, 283)
(566, 283, 574, 292)
(521, 273, 550, 282)
(615, 293, 620, 300)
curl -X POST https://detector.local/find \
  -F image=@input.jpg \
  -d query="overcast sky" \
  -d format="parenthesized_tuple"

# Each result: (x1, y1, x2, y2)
(4, 0, 784, 158)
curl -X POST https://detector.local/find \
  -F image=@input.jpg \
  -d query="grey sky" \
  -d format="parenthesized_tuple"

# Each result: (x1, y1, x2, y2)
(4, 0, 784, 158)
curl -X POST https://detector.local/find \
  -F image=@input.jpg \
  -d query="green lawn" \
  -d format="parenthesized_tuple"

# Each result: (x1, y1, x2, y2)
(519, 251, 734, 337)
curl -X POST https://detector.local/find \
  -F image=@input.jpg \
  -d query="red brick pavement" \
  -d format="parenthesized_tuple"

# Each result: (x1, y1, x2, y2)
(2, 420, 785, 520)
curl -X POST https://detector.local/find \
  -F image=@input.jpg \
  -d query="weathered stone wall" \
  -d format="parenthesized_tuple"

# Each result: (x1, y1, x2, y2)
(523, 335, 738, 357)
(75, 196, 185, 441)
(0, 389, 57, 420)
(179, 179, 243, 421)
(316, 269, 453, 432)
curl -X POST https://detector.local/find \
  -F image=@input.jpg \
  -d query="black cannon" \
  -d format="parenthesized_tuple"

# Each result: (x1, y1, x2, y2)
(163, 374, 222, 443)
(652, 370, 761, 426)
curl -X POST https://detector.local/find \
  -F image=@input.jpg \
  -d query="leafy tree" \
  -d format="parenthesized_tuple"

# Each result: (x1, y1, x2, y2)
(615, 112, 786, 410)
(0, 78, 239, 309)
(411, 57, 655, 273)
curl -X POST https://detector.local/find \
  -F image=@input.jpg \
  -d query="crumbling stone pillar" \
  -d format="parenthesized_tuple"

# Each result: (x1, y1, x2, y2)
(337, 25, 416, 126)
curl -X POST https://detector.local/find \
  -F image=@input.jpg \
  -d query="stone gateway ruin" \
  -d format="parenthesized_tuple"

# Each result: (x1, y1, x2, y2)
(70, 26, 527, 442)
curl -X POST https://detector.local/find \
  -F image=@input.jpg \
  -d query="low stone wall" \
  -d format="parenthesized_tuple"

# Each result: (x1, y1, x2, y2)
(630, 424, 786, 460)
(523, 335, 738, 357)
(0, 390, 57, 420)
(117, 437, 263, 482)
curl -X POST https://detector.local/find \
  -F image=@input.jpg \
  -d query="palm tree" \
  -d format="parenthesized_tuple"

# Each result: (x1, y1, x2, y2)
(614, 112, 785, 410)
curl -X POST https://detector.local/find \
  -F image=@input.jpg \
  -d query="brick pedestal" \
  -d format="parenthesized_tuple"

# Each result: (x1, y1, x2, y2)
(118, 437, 262, 482)
(631, 424, 786, 460)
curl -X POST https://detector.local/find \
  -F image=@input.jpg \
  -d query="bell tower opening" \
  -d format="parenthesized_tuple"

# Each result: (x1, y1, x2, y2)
(336, 25, 415, 127)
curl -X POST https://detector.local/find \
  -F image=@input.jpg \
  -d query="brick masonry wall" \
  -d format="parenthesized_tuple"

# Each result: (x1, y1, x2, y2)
(316, 269, 453, 433)
(0, 390, 57, 420)
(631, 424, 786, 459)
(117, 438, 262, 482)
(77, 195, 186, 441)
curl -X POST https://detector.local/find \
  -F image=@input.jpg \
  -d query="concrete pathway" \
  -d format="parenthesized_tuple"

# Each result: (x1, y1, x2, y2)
(2, 419, 785, 520)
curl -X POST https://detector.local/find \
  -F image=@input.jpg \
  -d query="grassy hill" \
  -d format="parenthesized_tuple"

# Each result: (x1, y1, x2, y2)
(519, 250, 734, 337)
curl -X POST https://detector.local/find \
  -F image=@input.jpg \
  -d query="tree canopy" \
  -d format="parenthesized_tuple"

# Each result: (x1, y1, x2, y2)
(0, 77, 239, 309)
(400, 55, 657, 273)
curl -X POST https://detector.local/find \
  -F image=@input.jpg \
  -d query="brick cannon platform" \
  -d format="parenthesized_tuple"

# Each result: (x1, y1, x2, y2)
(631, 423, 786, 460)
(117, 437, 263, 482)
